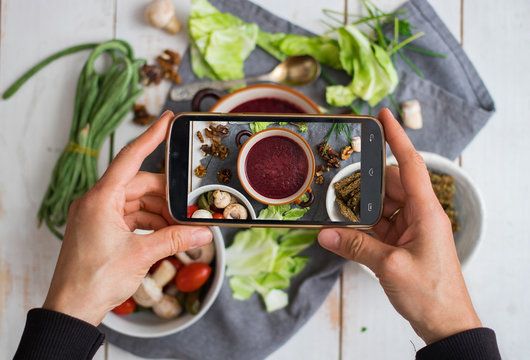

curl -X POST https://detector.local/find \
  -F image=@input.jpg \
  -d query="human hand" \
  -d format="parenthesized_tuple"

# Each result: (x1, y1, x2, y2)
(42, 110, 212, 326)
(318, 108, 481, 344)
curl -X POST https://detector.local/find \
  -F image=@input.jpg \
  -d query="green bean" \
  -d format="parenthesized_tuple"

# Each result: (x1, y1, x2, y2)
(2, 43, 99, 99)
(6, 39, 145, 239)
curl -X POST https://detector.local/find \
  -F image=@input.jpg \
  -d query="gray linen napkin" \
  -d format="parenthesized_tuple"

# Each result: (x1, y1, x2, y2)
(100, 0, 495, 359)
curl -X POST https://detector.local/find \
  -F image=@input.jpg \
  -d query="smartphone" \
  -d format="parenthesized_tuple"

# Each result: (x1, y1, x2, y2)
(166, 113, 385, 228)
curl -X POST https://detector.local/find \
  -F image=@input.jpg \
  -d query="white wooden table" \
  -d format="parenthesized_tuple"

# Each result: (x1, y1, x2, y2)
(1, 0, 529, 358)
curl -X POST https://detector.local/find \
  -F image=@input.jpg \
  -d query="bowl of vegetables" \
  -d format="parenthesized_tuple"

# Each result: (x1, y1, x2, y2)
(102, 227, 226, 338)
(187, 184, 257, 220)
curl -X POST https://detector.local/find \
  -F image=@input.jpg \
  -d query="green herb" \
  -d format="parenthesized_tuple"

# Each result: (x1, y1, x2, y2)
(4, 40, 144, 239)
(361, 326, 367, 332)
(250, 122, 308, 133)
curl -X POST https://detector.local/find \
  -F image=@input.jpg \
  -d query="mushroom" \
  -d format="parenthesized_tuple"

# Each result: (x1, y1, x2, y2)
(151, 259, 176, 287)
(145, 0, 182, 34)
(223, 203, 248, 219)
(152, 294, 182, 319)
(191, 209, 213, 219)
(401, 99, 423, 129)
(132, 277, 163, 307)
(229, 195, 238, 205)
(351, 136, 361, 152)
(213, 190, 231, 209)
(175, 242, 215, 265)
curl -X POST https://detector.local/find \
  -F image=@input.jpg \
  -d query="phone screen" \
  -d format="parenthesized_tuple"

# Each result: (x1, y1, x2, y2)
(167, 113, 384, 227)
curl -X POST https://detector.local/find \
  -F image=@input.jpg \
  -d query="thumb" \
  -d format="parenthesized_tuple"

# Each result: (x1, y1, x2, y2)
(135, 225, 212, 261)
(318, 228, 392, 273)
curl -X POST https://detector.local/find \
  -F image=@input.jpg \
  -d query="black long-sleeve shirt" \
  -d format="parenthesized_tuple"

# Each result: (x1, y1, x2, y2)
(13, 309, 501, 359)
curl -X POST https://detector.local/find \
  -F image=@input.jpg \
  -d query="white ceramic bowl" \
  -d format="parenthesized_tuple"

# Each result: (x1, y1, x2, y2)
(326, 162, 362, 222)
(387, 151, 485, 267)
(188, 184, 257, 219)
(102, 227, 226, 338)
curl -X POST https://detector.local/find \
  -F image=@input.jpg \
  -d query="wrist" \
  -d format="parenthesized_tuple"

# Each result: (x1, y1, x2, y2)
(43, 290, 106, 327)
(416, 309, 482, 345)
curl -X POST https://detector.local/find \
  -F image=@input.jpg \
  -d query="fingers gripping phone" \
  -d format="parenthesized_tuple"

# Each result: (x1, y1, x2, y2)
(166, 113, 385, 228)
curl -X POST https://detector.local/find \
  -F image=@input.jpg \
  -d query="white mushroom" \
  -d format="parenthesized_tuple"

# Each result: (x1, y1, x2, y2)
(152, 294, 182, 319)
(229, 195, 238, 205)
(132, 277, 163, 307)
(213, 190, 231, 209)
(145, 0, 182, 34)
(351, 136, 361, 152)
(151, 259, 176, 288)
(401, 99, 423, 130)
(223, 203, 248, 219)
(175, 242, 215, 265)
(191, 209, 213, 219)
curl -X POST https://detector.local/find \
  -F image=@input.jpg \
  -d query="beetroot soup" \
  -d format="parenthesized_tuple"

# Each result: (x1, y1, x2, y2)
(230, 98, 305, 113)
(245, 136, 308, 199)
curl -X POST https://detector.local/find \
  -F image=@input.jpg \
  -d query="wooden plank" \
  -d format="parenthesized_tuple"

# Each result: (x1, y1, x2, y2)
(0, 0, 114, 358)
(459, 0, 530, 358)
(340, 1, 463, 358)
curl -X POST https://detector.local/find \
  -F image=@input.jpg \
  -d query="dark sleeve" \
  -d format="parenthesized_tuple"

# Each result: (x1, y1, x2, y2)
(416, 327, 501, 360)
(14, 308, 105, 360)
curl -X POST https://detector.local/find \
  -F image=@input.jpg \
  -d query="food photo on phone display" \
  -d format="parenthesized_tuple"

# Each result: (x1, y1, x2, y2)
(166, 114, 385, 228)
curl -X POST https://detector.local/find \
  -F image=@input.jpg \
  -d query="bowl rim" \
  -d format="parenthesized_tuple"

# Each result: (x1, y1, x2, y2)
(101, 226, 226, 338)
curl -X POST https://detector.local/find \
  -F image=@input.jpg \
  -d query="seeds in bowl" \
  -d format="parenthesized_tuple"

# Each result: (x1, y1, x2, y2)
(429, 170, 460, 233)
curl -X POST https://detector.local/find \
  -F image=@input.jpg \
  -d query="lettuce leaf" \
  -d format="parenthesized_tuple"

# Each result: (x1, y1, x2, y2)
(189, 0, 258, 80)
(226, 204, 316, 312)
(327, 25, 398, 106)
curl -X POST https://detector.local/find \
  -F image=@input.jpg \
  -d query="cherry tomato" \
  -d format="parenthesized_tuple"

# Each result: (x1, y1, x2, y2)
(150, 256, 184, 274)
(210, 204, 222, 213)
(176, 262, 212, 292)
(187, 205, 199, 218)
(112, 297, 136, 315)
(212, 213, 224, 219)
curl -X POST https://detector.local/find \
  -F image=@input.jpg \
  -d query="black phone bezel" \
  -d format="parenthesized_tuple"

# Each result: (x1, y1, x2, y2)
(167, 113, 385, 228)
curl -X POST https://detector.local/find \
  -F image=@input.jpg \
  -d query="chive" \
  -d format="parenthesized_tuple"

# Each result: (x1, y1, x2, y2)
(397, 50, 424, 78)
(389, 31, 425, 55)
(404, 44, 446, 58)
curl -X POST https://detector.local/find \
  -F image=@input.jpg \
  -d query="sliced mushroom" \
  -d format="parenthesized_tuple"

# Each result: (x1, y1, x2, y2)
(401, 100, 423, 129)
(191, 209, 213, 218)
(132, 277, 163, 307)
(153, 294, 182, 319)
(213, 190, 231, 209)
(223, 203, 248, 219)
(175, 242, 215, 265)
(351, 136, 361, 152)
(151, 259, 176, 288)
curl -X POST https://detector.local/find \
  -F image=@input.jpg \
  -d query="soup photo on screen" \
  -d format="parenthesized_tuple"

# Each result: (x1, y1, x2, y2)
(187, 119, 362, 224)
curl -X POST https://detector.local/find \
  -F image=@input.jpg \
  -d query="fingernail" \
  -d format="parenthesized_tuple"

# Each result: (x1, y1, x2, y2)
(318, 230, 341, 250)
(190, 228, 212, 248)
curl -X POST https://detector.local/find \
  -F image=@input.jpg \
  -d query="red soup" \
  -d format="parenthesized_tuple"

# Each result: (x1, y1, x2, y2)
(245, 136, 308, 199)
(230, 98, 305, 113)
